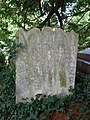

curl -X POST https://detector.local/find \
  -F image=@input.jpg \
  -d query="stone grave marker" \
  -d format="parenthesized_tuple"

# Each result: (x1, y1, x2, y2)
(16, 27, 78, 103)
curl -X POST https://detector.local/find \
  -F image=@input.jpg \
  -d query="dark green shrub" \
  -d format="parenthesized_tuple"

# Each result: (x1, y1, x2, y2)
(0, 61, 90, 120)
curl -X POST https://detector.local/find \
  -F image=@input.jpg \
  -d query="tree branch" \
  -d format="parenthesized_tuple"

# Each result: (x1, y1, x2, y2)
(23, 8, 28, 30)
(39, 0, 64, 27)
(39, 0, 89, 28)
(49, 0, 54, 7)
(55, 10, 63, 28)
(55, 0, 63, 11)
(75, 13, 85, 24)
(48, 19, 51, 26)
(39, 6, 54, 27)
(62, 8, 90, 20)
(38, 0, 43, 16)
(78, 23, 90, 32)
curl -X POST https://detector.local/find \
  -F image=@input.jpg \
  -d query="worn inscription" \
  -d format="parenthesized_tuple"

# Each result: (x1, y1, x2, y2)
(16, 27, 78, 103)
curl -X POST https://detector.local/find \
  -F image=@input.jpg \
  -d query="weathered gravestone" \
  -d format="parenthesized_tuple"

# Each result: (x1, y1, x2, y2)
(16, 27, 78, 103)
(77, 48, 90, 73)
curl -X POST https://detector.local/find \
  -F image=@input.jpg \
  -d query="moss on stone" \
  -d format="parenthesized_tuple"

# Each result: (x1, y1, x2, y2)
(59, 72, 66, 87)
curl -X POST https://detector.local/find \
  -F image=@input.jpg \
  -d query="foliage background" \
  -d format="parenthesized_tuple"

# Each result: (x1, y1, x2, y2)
(0, 0, 90, 54)
(0, 0, 90, 119)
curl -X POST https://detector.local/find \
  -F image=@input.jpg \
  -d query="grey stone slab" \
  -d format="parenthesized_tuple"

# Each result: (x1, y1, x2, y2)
(16, 27, 78, 103)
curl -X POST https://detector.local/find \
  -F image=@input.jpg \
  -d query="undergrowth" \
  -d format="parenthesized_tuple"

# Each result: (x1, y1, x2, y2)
(0, 61, 90, 120)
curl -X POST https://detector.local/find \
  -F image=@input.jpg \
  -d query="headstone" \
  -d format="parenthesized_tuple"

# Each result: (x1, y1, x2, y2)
(77, 48, 90, 73)
(16, 27, 78, 103)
